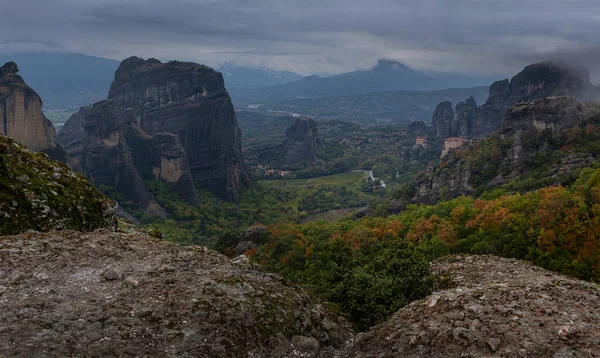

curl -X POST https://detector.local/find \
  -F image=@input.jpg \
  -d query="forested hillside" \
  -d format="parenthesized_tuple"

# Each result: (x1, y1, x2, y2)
(240, 166, 600, 328)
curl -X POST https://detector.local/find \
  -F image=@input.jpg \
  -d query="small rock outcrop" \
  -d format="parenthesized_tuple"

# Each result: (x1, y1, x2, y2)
(284, 117, 323, 165)
(57, 57, 251, 213)
(235, 225, 269, 255)
(0, 62, 66, 161)
(0, 230, 353, 357)
(354, 207, 373, 219)
(409, 137, 430, 161)
(348, 255, 600, 357)
(0, 134, 116, 235)
(387, 199, 405, 214)
(406, 120, 427, 136)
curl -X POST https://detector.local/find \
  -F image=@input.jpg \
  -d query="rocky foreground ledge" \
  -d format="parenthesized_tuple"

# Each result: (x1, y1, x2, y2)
(1, 231, 599, 358)
(0, 230, 352, 358)
(349, 255, 600, 358)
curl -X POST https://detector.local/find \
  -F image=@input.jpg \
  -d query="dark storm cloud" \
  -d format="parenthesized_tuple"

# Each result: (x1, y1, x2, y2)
(2, 0, 600, 77)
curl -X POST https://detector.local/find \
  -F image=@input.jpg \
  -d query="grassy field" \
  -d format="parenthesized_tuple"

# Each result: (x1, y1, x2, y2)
(259, 170, 367, 186)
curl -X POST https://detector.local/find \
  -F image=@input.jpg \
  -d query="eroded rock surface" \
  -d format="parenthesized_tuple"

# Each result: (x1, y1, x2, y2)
(0, 230, 353, 358)
(348, 255, 600, 357)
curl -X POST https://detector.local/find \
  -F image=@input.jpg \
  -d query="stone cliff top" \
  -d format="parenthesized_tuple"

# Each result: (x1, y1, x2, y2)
(108, 56, 229, 107)
(507, 61, 595, 104)
(113, 56, 218, 81)
(0, 61, 18, 76)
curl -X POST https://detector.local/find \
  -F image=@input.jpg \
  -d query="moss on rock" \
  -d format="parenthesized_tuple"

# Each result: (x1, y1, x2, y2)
(0, 135, 116, 234)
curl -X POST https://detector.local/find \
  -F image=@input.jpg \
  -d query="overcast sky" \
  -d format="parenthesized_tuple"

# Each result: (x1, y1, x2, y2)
(2, 0, 600, 77)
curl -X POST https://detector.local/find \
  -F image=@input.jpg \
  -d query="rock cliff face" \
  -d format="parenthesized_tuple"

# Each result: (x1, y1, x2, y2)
(506, 62, 593, 105)
(57, 57, 251, 213)
(0, 134, 116, 235)
(284, 117, 323, 165)
(0, 62, 65, 161)
(501, 96, 583, 169)
(58, 101, 171, 217)
(431, 61, 596, 139)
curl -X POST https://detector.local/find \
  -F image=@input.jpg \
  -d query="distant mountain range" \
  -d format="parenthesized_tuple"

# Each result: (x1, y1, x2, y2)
(217, 63, 304, 89)
(238, 59, 500, 99)
(0, 53, 500, 112)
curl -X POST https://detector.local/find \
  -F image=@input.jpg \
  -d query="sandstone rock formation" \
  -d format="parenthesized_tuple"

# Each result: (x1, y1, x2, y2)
(0, 230, 353, 357)
(57, 57, 251, 214)
(0, 62, 65, 161)
(0, 134, 116, 235)
(3, 231, 598, 358)
(284, 117, 323, 165)
(348, 255, 600, 357)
